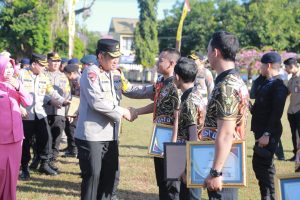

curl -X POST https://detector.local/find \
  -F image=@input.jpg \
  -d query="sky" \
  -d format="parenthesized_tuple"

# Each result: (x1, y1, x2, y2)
(76, 0, 184, 32)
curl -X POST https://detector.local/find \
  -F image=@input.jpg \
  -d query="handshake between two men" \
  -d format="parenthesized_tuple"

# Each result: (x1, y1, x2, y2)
(122, 107, 139, 122)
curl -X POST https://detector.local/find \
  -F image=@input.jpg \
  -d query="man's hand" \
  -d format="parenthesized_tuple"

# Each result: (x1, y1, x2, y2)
(123, 108, 133, 121)
(204, 175, 223, 191)
(128, 107, 138, 121)
(62, 100, 71, 107)
(180, 171, 187, 184)
(257, 135, 269, 147)
(20, 106, 28, 119)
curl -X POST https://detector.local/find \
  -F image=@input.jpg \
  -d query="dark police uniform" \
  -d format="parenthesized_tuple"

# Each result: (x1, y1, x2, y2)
(251, 52, 288, 200)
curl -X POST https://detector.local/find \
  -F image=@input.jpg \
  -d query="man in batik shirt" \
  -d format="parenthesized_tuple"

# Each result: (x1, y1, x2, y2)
(133, 48, 181, 200)
(173, 57, 206, 200)
(201, 31, 249, 200)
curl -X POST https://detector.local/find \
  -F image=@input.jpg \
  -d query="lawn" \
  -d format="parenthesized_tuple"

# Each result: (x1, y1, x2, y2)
(16, 97, 295, 200)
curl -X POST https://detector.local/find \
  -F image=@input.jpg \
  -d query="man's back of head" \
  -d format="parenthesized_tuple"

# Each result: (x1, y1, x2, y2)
(210, 31, 239, 62)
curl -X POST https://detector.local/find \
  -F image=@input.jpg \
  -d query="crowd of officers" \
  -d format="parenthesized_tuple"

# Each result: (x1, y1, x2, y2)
(6, 32, 300, 200)
(17, 52, 97, 179)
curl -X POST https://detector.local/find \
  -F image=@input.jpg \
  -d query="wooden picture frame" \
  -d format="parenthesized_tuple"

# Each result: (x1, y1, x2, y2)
(186, 140, 246, 188)
(148, 124, 173, 158)
(275, 173, 300, 200)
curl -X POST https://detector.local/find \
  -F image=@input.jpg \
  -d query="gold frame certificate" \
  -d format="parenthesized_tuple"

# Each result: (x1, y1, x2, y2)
(148, 124, 173, 158)
(275, 173, 300, 200)
(67, 95, 80, 117)
(187, 140, 246, 188)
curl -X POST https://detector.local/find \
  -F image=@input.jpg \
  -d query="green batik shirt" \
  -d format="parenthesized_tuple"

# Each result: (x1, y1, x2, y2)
(153, 76, 179, 126)
(177, 88, 206, 143)
(201, 69, 249, 141)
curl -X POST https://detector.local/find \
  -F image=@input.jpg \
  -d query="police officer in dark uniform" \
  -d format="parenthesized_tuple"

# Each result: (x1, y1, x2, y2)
(251, 52, 288, 200)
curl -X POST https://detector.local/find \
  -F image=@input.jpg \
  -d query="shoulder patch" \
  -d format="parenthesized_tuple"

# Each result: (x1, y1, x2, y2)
(88, 71, 97, 83)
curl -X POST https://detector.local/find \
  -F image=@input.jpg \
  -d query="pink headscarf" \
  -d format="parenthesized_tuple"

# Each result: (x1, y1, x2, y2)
(0, 55, 16, 82)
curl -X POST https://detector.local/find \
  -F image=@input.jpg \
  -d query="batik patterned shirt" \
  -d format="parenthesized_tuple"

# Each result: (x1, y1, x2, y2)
(177, 88, 206, 142)
(201, 69, 249, 141)
(153, 76, 179, 126)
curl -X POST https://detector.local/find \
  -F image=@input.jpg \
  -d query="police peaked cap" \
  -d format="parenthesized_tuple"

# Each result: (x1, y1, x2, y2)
(97, 39, 122, 58)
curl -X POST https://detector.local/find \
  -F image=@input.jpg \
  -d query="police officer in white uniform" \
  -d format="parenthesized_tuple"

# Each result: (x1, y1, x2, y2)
(44, 52, 71, 170)
(18, 53, 70, 180)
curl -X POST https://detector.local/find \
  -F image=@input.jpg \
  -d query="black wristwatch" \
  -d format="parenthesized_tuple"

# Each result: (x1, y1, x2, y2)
(210, 168, 222, 177)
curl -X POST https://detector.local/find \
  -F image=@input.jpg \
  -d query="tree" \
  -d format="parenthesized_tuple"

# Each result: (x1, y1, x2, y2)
(134, 0, 159, 68)
(0, 0, 53, 58)
(158, 0, 300, 54)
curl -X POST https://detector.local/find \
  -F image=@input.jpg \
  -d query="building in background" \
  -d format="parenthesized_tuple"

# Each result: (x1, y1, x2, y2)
(108, 17, 138, 56)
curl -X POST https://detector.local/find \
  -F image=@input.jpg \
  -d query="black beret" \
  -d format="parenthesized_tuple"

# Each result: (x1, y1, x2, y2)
(64, 64, 79, 73)
(97, 39, 122, 58)
(31, 53, 48, 66)
(261, 52, 281, 64)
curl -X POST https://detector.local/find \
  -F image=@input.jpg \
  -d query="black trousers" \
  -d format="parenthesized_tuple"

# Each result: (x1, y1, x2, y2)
(288, 112, 300, 156)
(252, 134, 279, 200)
(21, 117, 52, 166)
(48, 115, 66, 159)
(76, 139, 119, 200)
(207, 188, 238, 200)
(154, 157, 180, 200)
(65, 117, 77, 151)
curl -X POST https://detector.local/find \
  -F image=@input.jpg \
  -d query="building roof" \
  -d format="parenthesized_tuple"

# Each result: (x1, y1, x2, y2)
(109, 18, 139, 34)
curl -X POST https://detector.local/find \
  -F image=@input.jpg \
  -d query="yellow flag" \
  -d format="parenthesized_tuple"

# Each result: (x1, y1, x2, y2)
(176, 0, 191, 51)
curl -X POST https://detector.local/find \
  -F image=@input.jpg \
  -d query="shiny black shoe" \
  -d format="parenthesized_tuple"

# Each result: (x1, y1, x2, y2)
(19, 166, 30, 181)
(39, 161, 58, 176)
(29, 156, 41, 170)
(63, 149, 77, 158)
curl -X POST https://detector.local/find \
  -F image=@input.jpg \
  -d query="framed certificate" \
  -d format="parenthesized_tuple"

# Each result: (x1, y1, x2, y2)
(186, 140, 246, 188)
(148, 124, 173, 158)
(164, 142, 186, 181)
(66, 95, 80, 117)
(275, 174, 300, 200)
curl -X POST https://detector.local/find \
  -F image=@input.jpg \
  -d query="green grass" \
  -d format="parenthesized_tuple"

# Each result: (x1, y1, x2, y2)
(17, 97, 295, 200)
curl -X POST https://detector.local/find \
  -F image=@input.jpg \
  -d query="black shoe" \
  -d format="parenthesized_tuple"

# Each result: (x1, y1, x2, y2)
(48, 161, 59, 171)
(39, 162, 58, 176)
(63, 149, 77, 158)
(19, 166, 30, 181)
(29, 156, 41, 170)
(288, 155, 296, 161)
(277, 157, 285, 161)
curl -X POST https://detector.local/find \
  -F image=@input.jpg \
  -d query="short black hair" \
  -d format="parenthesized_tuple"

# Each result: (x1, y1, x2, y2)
(162, 48, 181, 63)
(174, 57, 198, 83)
(210, 31, 239, 61)
(284, 57, 298, 66)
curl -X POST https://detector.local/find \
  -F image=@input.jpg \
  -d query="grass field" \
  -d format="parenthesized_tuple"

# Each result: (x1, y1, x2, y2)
(16, 97, 296, 200)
